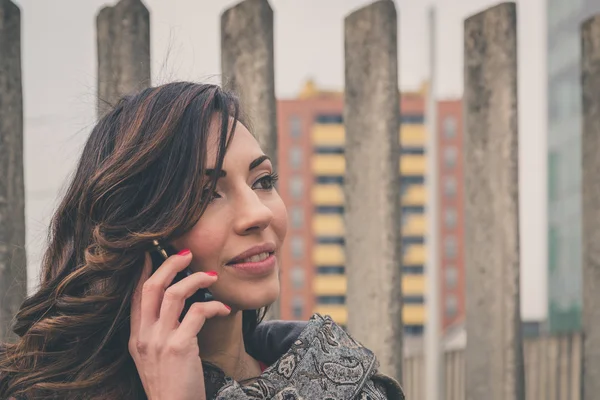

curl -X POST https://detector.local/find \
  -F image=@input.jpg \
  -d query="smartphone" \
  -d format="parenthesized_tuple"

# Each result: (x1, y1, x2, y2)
(151, 240, 214, 320)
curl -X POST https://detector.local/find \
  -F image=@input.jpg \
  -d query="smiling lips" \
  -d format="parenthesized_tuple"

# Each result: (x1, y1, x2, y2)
(226, 243, 277, 275)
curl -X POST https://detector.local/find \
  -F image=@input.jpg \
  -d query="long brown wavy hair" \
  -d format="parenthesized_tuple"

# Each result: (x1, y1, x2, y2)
(0, 82, 266, 399)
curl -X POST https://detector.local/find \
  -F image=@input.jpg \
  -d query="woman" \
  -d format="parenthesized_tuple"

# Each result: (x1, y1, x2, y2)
(0, 82, 404, 399)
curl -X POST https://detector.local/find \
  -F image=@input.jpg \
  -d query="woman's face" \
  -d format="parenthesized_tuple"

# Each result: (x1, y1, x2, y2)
(172, 119, 288, 310)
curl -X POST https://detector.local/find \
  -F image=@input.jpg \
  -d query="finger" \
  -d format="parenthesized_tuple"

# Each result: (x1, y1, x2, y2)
(175, 301, 231, 339)
(158, 272, 218, 329)
(140, 250, 192, 329)
(129, 253, 153, 349)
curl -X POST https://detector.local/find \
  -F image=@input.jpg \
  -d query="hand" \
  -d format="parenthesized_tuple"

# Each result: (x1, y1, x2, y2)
(129, 250, 230, 400)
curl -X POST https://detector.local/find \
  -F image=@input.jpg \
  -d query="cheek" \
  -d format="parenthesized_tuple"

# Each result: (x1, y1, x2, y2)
(270, 196, 288, 242)
(174, 218, 228, 271)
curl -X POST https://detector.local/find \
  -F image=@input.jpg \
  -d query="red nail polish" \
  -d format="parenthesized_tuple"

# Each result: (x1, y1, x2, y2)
(206, 271, 218, 277)
(224, 305, 231, 310)
(177, 249, 191, 256)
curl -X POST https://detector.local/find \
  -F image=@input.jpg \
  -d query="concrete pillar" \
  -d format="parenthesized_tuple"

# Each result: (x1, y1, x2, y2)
(0, 0, 26, 342)
(221, 0, 278, 318)
(96, 0, 150, 118)
(581, 15, 600, 400)
(463, 3, 524, 400)
(221, 0, 277, 165)
(344, 0, 402, 381)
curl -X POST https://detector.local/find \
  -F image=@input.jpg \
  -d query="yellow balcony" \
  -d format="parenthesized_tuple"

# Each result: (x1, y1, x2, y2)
(314, 275, 347, 296)
(403, 305, 425, 325)
(312, 124, 425, 148)
(312, 154, 345, 176)
(312, 124, 345, 146)
(313, 244, 345, 265)
(315, 304, 425, 326)
(400, 124, 426, 147)
(400, 155, 426, 176)
(313, 214, 344, 236)
(402, 214, 426, 236)
(403, 275, 425, 296)
(312, 184, 344, 206)
(315, 305, 347, 325)
(403, 244, 425, 266)
(402, 185, 426, 206)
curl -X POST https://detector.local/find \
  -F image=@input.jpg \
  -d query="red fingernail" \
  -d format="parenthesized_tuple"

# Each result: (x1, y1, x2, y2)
(206, 271, 218, 276)
(177, 249, 191, 256)
(224, 305, 231, 310)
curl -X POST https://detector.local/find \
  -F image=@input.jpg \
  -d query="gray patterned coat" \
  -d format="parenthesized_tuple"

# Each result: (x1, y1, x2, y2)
(204, 314, 405, 400)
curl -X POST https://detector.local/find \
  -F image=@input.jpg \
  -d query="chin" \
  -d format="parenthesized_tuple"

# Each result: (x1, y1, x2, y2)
(220, 274, 280, 310)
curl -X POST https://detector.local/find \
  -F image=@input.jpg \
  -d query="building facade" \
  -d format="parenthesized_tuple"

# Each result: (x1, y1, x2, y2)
(437, 100, 465, 331)
(277, 81, 463, 335)
(546, 0, 600, 333)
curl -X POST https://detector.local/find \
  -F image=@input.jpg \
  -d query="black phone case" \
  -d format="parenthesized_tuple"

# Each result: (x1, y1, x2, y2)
(150, 244, 214, 321)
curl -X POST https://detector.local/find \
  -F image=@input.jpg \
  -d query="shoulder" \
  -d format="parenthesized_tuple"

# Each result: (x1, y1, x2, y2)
(294, 314, 405, 399)
(223, 314, 405, 399)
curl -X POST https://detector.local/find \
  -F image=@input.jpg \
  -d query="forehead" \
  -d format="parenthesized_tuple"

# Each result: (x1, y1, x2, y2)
(205, 117, 263, 167)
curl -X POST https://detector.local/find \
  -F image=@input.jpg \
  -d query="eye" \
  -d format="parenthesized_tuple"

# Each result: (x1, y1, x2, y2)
(253, 173, 279, 190)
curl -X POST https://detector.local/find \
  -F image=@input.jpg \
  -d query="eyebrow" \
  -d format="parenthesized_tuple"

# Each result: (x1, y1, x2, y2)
(249, 155, 270, 171)
(205, 155, 270, 178)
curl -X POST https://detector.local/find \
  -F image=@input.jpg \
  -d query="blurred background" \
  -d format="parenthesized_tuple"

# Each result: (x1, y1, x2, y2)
(4, 0, 598, 398)
(19, 0, 549, 337)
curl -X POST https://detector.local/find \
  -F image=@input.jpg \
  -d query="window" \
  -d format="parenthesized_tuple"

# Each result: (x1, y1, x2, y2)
(445, 294, 458, 318)
(402, 175, 425, 185)
(403, 295, 425, 304)
(315, 206, 344, 214)
(291, 266, 304, 289)
(315, 146, 344, 155)
(444, 177, 457, 198)
(445, 265, 457, 289)
(548, 151, 560, 202)
(402, 206, 425, 214)
(444, 236, 457, 259)
(402, 147, 425, 155)
(291, 237, 304, 259)
(289, 176, 303, 199)
(403, 265, 424, 274)
(292, 296, 304, 318)
(548, 226, 560, 272)
(315, 176, 344, 185)
(401, 114, 425, 124)
(317, 295, 346, 305)
(444, 208, 457, 229)
(316, 237, 345, 245)
(290, 116, 302, 138)
(315, 114, 343, 124)
(405, 325, 424, 335)
(290, 207, 303, 229)
(289, 147, 302, 170)
(444, 146, 457, 169)
(443, 117, 457, 139)
(317, 266, 345, 274)
(403, 237, 425, 246)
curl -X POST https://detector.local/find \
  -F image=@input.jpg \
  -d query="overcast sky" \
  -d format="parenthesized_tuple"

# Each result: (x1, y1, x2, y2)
(12, 0, 547, 320)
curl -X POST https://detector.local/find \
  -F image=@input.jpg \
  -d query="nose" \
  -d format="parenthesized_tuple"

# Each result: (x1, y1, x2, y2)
(234, 188, 274, 235)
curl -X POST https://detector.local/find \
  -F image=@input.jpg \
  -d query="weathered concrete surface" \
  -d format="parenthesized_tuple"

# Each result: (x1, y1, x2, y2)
(581, 15, 600, 400)
(463, 3, 525, 400)
(97, 0, 150, 117)
(344, 0, 402, 382)
(221, 0, 277, 166)
(0, 0, 26, 342)
(221, 0, 279, 319)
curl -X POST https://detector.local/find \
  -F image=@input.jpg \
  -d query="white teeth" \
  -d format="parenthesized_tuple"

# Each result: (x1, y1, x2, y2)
(239, 252, 270, 263)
